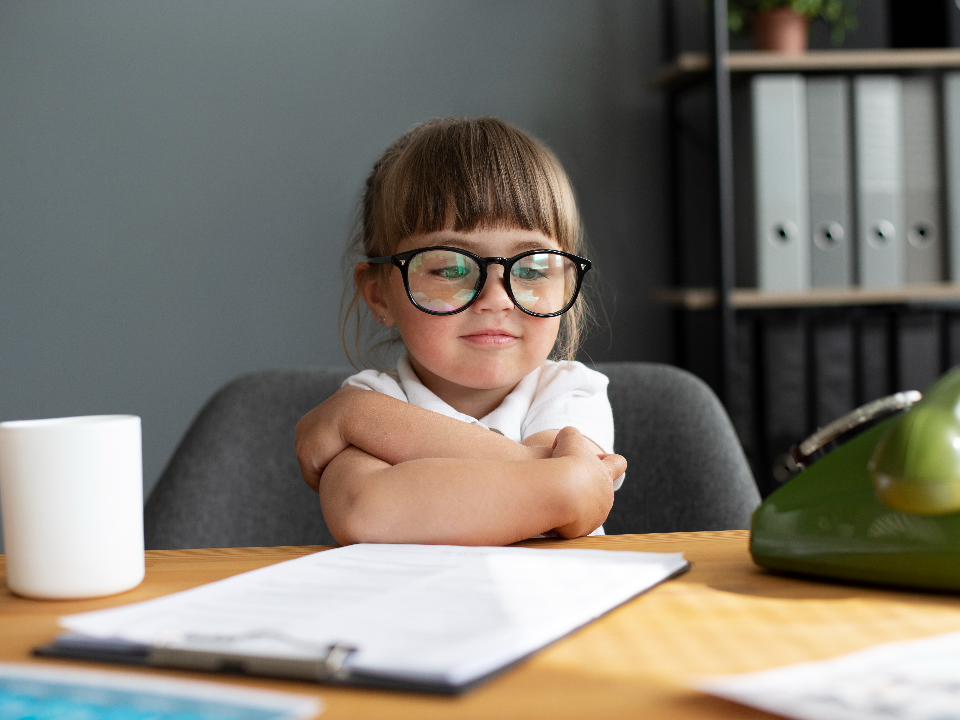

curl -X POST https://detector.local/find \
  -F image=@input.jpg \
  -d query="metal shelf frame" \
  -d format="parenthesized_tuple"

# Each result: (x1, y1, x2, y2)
(657, 6, 960, 407)
(656, 3, 960, 495)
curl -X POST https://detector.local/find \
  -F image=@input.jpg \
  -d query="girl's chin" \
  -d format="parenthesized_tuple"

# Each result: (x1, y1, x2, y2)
(444, 368, 531, 392)
(411, 354, 542, 392)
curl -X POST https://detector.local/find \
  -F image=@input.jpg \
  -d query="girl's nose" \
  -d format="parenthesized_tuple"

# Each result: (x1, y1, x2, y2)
(473, 266, 515, 312)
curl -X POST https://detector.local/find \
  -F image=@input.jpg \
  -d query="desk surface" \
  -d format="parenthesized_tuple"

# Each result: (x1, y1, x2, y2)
(4, 531, 960, 719)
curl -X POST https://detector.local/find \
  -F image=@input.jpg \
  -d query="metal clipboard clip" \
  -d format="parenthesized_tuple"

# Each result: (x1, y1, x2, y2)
(149, 635, 358, 683)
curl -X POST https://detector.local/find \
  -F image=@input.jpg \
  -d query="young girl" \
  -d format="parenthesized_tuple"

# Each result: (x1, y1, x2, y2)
(295, 117, 626, 546)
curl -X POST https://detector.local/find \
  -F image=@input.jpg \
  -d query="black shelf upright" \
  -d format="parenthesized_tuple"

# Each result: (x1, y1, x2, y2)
(661, 0, 737, 405)
(711, 0, 738, 407)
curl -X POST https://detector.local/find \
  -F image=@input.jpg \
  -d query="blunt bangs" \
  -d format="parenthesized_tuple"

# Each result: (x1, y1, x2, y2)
(365, 118, 582, 256)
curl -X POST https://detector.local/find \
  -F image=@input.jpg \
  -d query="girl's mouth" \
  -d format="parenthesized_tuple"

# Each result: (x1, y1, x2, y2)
(461, 330, 518, 346)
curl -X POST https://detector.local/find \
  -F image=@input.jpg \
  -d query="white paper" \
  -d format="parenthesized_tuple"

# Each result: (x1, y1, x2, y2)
(696, 630, 960, 720)
(62, 544, 687, 687)
(0, 662, 321, 719)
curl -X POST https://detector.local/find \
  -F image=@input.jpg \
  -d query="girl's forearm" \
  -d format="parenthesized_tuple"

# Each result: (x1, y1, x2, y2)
(296, 388, 549, 492)
(333, 388, 550, 464)
(320, 449, 610, 546)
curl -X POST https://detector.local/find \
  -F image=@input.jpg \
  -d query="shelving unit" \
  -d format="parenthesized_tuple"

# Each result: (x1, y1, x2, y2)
(655, 2, 960, 494)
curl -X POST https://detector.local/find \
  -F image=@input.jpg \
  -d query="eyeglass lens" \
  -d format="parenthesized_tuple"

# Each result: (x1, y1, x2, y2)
(406, 249, 579, 315)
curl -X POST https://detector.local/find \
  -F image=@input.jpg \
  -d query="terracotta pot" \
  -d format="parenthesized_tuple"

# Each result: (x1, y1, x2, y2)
(750, 7, 810, 53)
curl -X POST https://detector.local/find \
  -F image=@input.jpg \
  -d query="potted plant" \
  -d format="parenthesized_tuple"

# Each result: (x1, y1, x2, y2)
(728, 0, 858, 52)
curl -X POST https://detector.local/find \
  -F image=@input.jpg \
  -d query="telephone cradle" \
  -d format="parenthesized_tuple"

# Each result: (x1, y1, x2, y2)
(751, 367, 960, 592)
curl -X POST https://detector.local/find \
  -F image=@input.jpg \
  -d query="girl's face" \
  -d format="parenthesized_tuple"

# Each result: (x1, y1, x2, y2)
(359, 226, 563, 411)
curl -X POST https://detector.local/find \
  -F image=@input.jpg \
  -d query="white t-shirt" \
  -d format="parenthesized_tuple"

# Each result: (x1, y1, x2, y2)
(342, 355, 623, 536)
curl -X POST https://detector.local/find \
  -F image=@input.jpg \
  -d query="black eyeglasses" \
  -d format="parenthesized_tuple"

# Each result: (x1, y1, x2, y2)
(367, 246, 591, 317)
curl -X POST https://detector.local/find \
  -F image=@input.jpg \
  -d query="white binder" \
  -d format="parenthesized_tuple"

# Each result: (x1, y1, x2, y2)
(951, 0, 960, 47)
(853, 75, 905, 288)
(733, 74, 810, 291)
(806, 76, 852, 287)
(946, 72, 960, 283)
(901, 75, 943, 284)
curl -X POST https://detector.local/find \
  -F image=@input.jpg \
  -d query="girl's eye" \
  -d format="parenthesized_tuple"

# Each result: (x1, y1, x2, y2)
(512, 267, 547, 282)
(434, 265, 471, 279)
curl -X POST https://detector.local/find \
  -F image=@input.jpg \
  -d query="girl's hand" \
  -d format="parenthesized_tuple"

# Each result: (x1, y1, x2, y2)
(295, 387, 365, 492)
(549, 426, 627, 539)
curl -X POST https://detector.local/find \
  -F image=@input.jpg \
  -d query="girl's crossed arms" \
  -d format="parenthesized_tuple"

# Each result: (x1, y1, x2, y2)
(296, 389, 625, 546)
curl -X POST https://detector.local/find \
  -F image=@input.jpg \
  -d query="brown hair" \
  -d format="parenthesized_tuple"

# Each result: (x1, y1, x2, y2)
(341, 117, 592, 368)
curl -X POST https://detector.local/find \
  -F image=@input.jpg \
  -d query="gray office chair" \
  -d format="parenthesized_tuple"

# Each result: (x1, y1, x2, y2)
(143, 363, 760, 549)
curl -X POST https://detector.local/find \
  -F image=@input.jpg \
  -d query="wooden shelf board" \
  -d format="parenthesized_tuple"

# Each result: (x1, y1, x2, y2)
(650, 48, 960, 90)
(652, 284, 960, 310)
(648, 53, 712, 91)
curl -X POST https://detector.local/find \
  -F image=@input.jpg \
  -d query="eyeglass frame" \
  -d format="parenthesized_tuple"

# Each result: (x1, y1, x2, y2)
(366, 245, 592, 317)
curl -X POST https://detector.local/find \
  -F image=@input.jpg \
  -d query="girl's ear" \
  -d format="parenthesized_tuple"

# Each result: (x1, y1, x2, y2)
(356, 263, 394, 327)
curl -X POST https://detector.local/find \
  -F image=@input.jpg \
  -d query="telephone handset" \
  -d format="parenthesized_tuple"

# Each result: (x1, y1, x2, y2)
(790, 390, 921, 472)
(751, 367, 960, 591)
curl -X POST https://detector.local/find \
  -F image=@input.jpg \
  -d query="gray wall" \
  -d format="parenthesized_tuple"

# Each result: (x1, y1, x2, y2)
(0, 0, 670, 548)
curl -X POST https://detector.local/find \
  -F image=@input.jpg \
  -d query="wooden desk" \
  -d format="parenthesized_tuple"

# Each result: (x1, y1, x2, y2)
(5, 531, 960, 719)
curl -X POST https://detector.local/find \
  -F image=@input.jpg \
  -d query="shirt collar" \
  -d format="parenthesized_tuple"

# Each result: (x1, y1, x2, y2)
(396, 355, 541, 442)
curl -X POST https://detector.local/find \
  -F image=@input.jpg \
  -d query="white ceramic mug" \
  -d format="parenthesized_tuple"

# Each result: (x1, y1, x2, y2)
(0, 415, 145, 599)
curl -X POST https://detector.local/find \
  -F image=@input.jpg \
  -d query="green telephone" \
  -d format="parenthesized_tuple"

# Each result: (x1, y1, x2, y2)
(751, 366, 960, 591)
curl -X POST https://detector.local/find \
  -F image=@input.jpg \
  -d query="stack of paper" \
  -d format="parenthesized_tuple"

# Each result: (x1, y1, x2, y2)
(697, 631, 960, 720)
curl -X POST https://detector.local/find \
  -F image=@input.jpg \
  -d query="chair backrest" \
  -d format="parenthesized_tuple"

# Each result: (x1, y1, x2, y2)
(598, 363, 760, 533)
(144, 363, 760, 549)
(145, 368, 351, 549)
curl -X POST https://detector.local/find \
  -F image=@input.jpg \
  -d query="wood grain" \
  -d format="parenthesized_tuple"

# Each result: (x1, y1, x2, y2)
(652, 283, 960, 311)
(650, 49, 960, 90)
(4, 532, 960, 719)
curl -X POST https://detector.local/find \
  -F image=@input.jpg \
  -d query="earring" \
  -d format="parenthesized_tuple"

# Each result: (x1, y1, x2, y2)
(378, 315, 387, 326)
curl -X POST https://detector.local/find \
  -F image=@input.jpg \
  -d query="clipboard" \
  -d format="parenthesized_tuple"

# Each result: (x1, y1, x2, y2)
(36, 544, 690, 694)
